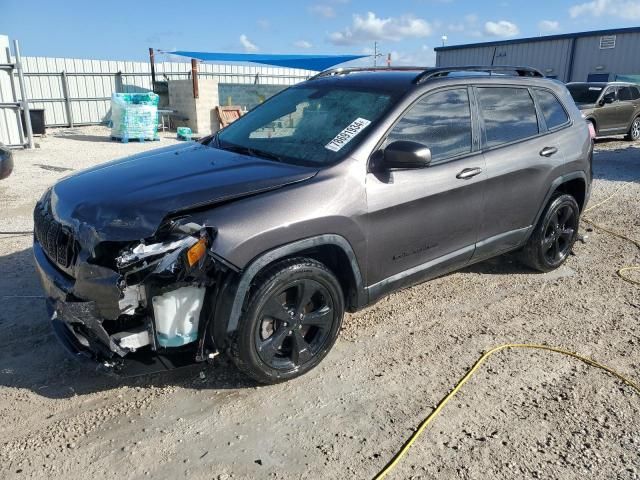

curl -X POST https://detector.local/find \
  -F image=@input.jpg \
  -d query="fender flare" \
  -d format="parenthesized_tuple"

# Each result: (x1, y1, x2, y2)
(531, 171, 589, 230)
(223, 234, 366, 334)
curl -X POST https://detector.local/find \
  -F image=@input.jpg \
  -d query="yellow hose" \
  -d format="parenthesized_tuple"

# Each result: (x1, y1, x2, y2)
(373, 343, 640, 480)
(582, 184, 640, 286)
(374, 184, 640, 479)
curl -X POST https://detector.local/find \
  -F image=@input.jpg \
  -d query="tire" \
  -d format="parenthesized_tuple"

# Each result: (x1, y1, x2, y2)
(520, 193, 580, 272)
(626, 116, 640, 141)
(229, 257, 344, 384)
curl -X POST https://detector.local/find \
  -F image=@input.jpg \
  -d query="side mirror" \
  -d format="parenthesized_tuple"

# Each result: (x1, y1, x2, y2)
(599, 93, 615, 106)
(383, 140, 432, 169)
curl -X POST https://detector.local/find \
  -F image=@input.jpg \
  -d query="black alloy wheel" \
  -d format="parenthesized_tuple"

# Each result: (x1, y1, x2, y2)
(230, 257, 344, 384)
(255, 278, 335, 370)
(520, 193, 580, 272)
(541, 203, 578, 266)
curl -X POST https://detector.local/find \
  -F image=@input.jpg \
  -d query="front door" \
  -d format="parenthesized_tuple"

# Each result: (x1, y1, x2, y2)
(365, 87, 484, 298)
(595, 87, 623, 133)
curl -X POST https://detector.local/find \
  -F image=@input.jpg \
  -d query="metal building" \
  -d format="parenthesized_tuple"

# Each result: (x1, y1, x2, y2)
(435, 26, 640, 83)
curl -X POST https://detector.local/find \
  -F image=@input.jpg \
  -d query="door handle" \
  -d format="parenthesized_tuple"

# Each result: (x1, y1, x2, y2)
(540, 146, 558, 157)
(456, 167, 482, 180)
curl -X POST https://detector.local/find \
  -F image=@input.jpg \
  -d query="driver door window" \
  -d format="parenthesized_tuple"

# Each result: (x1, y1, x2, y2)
(386, 88, 473, 163)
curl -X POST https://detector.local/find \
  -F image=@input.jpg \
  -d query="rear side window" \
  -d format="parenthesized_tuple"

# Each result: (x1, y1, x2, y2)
(477, 87, 539, 148)
(387, 88, 472, 162)
(533, 89, 569, 130)
(632, 87, 640, 100)
(618, 86, 638, 101)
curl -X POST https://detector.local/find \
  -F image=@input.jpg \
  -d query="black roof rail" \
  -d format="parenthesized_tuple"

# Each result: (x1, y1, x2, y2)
(308, 66, 424, 81)
(414, 66, 545, 84)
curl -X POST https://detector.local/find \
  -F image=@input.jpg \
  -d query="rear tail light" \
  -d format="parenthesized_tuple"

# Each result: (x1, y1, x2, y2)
(587, 121, 596, 139)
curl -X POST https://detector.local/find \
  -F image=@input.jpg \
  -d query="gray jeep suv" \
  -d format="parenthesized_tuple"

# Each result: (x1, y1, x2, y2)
(567, 81, 640, 141)
(34, 66, 593, 383)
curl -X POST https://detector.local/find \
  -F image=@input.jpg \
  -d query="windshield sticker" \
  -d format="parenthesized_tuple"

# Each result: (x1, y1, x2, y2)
(589, 87, 603, 91)
(325, 118, 372, 152)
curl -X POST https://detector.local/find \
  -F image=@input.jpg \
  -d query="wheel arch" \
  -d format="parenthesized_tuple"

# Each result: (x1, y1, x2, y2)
(531, 172, 588, 231)
(214, 235, 367, 343)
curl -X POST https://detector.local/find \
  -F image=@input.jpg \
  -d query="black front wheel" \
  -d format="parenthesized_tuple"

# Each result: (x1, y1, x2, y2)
(230, 257, 344, 384)
(520, 193, 580, 272)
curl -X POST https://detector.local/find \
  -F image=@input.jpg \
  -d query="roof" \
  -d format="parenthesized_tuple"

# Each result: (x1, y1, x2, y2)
(303, 66, 557, 93)
(435, 26, 640, 52)
(306, 68, 424, 90)
(567, 81, 636, 86)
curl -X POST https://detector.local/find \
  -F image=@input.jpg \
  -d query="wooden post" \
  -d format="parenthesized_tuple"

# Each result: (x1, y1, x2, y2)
(149, 47, 156, 93)
(61, 70, 74, 128)
(191, 58, 199, 99)
(115, 71, 123, 93)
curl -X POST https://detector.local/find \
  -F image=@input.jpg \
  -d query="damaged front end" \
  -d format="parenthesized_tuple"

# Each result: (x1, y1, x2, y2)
(35, 215, 228, 375)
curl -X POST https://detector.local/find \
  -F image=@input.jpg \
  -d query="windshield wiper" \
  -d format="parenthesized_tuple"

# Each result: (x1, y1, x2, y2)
(219, 142, 284, 163)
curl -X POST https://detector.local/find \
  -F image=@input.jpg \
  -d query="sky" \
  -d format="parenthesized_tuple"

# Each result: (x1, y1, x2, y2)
(2, 0, 640, 67)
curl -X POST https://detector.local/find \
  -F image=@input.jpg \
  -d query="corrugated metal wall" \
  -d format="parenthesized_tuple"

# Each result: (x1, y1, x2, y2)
(436, 39, 572, 80)
(436, 32, 640, 83)
(16, 57, 312, 127)
(571, 32, 640, 82)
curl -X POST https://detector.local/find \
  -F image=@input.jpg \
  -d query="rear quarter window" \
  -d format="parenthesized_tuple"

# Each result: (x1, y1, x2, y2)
(477, 87, 539, 148)
(533, 89, 570, 130)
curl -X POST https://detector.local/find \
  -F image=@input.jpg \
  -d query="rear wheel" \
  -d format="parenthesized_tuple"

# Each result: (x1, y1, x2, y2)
(520, 193, 580, 272)
(626, 116, 640, 141)
(230, 257, 344, 384)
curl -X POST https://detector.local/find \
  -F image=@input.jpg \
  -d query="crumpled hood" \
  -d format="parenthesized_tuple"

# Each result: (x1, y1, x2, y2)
(49, 143, 317, 248)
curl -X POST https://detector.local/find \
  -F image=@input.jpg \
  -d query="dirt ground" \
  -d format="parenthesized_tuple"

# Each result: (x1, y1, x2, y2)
(0, 126, 639, 480)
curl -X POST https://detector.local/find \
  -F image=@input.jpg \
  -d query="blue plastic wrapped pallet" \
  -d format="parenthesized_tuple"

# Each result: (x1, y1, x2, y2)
(110, 92, 159, 142)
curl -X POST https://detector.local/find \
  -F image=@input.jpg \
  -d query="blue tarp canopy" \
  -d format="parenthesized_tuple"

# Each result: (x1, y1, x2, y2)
(168, 51, 369, 71)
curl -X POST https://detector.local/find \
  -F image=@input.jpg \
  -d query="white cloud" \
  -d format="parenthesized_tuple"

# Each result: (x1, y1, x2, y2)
(484, 20, 520, 37)
(329, 11, 432, 45)
(465, 13, 479, 24)
(309, 4, 336, 18)
(448, 22, 466, 32)
(390, 45, 436, 66)
(569, 0, 640, 19)
(294, 40, 313, 49)
(239, 34, 258, 52)
(538, 20, 560, 32)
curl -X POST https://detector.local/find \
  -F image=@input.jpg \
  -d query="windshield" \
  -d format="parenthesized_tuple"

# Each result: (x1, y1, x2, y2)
(215, 85, 396, 166)
(567, 84, 604, 104)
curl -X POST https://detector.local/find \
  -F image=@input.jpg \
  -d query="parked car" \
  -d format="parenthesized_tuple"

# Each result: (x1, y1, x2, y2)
(34, 66, 592, 383)
(567, 81, 640, 141)
(0, 143, 13, 179)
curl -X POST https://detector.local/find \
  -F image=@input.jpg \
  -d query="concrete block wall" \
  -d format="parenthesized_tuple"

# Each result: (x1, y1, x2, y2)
(218, 84, 287, 111)
(168, 80, 197, 131)
(195, 79, 219, 134)
(169, 80, 292, 134)
(169, 79, 221, 134)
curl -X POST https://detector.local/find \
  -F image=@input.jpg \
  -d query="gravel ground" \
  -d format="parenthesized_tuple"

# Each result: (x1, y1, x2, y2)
(0, 126, 639, 480)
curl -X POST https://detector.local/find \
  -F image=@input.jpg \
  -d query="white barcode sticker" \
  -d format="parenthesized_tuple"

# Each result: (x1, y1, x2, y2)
(325, 118, 371, 152)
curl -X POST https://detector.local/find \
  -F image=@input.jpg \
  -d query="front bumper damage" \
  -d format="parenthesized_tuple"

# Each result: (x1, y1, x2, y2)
(34, 222, 227, 376)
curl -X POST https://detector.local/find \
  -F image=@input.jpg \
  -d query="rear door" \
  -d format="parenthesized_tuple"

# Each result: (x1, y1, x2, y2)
(365, 86, 485, 295)
(473, 85, 569, 260)
(617, 86, 638, 130)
